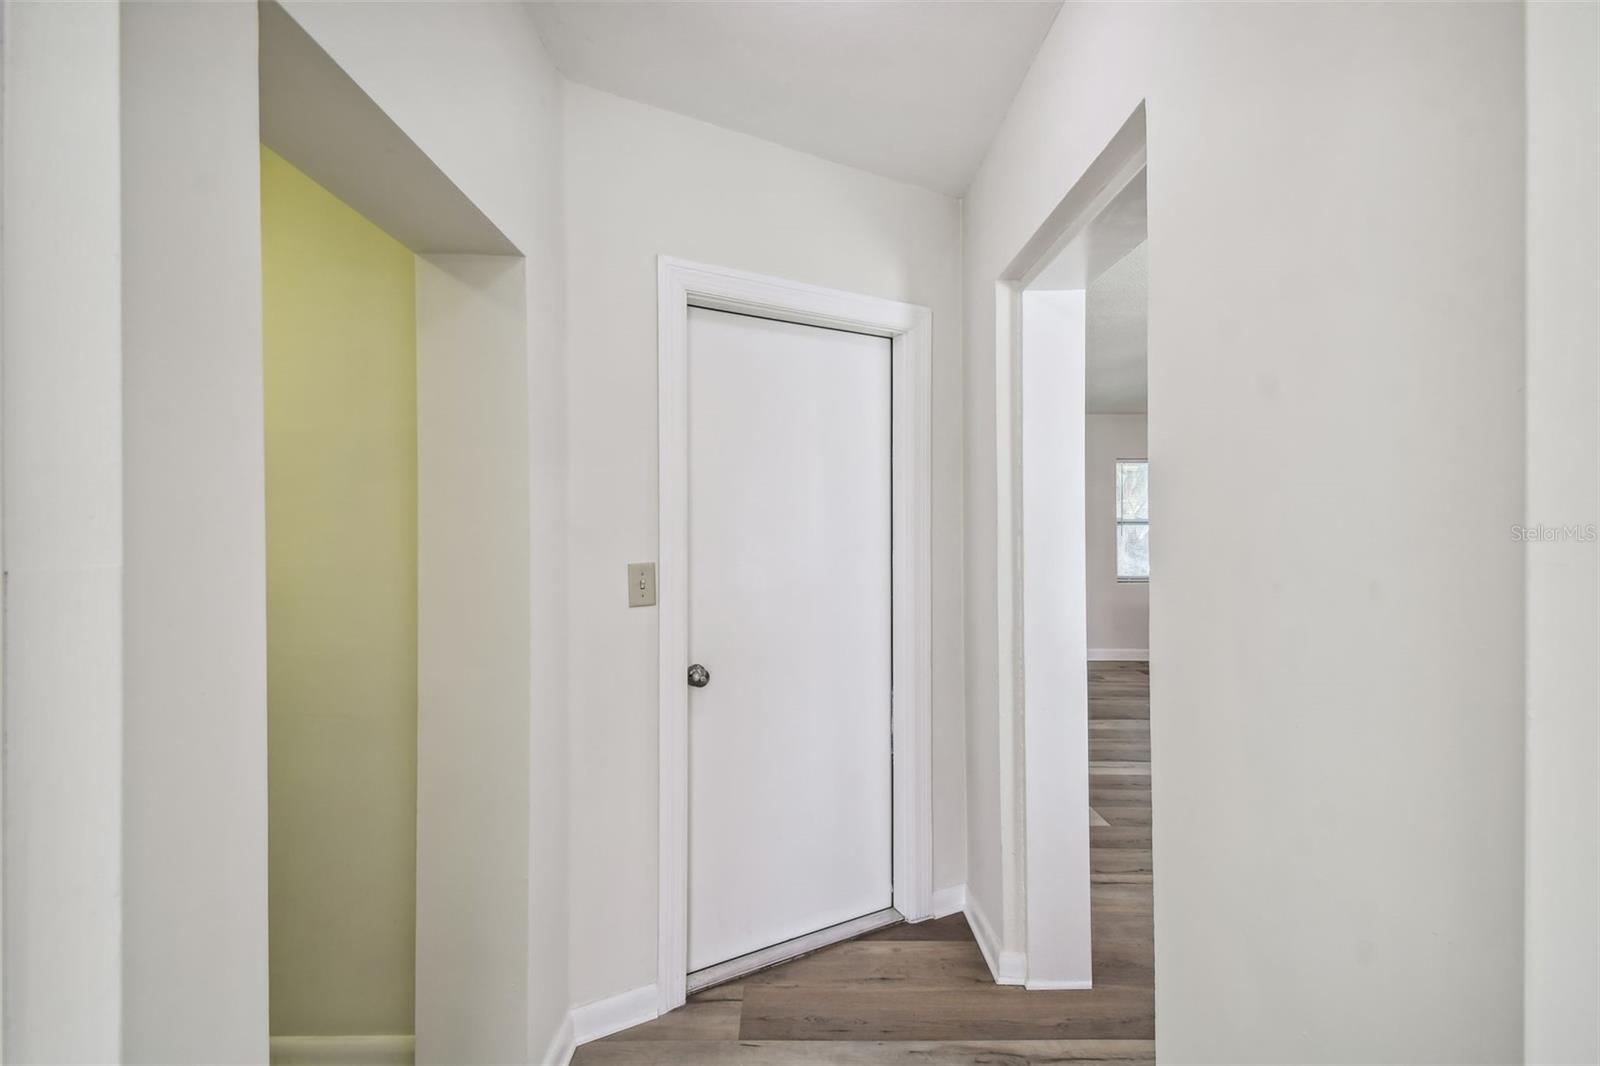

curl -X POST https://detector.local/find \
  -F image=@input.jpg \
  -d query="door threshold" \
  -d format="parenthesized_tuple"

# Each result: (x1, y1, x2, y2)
(687, 906, 902, 993)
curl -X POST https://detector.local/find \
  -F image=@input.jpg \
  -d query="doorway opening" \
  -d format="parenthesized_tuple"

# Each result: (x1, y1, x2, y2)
(654, 258, 935, 1016)
(992, 102, 1152, 1002)
(261, 143, 419, 1053)
(259, 5, 532, 1063)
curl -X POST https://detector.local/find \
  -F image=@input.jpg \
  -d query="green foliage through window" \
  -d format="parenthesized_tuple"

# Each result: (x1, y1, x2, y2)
(1115, 460, 1148, 581)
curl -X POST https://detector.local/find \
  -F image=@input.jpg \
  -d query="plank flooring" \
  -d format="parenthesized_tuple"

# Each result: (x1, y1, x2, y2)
(575, 660, 1154, 1065)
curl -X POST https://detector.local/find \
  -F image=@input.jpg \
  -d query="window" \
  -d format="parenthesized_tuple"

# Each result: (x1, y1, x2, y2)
(1115, 459, 1149, 581)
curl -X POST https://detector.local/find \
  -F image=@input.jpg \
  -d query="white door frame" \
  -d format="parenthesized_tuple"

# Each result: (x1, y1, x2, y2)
(994, 104, 1147, 990)
(656, 256, 933, 1014)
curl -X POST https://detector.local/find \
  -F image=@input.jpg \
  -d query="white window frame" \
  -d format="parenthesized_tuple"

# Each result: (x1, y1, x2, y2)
(1115, 458, 1149, 583)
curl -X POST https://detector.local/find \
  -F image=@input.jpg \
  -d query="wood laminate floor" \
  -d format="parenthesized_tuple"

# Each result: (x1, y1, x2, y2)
(574, 661, 1154, 1066)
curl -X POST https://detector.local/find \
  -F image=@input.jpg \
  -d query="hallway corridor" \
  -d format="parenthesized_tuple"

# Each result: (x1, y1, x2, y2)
(573, 661, 1154, 1065)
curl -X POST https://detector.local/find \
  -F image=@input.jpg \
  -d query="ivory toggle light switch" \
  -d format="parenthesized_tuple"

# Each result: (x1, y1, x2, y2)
(628, 562, 657, 607)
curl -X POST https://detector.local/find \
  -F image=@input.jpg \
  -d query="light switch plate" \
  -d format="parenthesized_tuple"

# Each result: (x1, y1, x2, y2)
(628, 562, 657, 607)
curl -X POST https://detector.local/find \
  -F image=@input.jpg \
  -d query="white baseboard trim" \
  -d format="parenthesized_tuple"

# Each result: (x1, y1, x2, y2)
(1026, 978, 1094, 990)
(1089, 648, 1149, 661)
(964, 896, 1025, 986)
(540, 1014, 576, 1066)
(269, 1035, 414, 1066)
(571, 983, 659, 1045)
(928, 883, 966, 918)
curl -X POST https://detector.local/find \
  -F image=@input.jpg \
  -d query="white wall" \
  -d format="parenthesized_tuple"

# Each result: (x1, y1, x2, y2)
(6, 3, 1570, 1058)
(562, 82, 965, 1006)
(3, 2, 572, 1059)
(1086, 415, 1148, 656)
(1, 3, 125, 1060)
(416, 255, 533, 1064)
(1524, 2, 1598, 1061)
(275, 5, 572, 1058)
(965, 4, 1525, 1061)
(1019, 290, 1092, 988)
(119, 5, 270, 1061)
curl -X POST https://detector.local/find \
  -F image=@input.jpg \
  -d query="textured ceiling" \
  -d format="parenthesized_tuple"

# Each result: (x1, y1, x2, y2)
(1086, 241, 1148, 414)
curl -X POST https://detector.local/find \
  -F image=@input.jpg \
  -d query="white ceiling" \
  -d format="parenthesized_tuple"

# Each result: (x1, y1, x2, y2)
(1085, 241, 1148, 414)
(524, 1, 1064, 196)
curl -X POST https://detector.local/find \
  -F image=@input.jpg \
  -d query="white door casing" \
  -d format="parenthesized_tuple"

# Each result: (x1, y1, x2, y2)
(657, 257, 932, 1014)
(994, 103, 1147, 990)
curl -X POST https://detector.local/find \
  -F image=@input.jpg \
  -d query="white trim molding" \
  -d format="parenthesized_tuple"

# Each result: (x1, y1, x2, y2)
(269, 1035, 414, 1066)
(929, 883, 967, 919)
(540, 1015, 576, 1066)
(571, 984, 660, 1046)
(1089, 648, 1149, 662)
(656, 255, 935, 1015)
(992, 102, 1149, 998)
(965, 895, 1026, 986)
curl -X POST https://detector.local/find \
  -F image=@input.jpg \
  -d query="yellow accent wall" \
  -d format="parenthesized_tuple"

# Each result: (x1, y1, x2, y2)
(262, 146, 417, 1036)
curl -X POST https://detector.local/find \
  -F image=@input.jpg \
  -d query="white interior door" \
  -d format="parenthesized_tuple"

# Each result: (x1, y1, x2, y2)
(686, 306, 894, 974)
